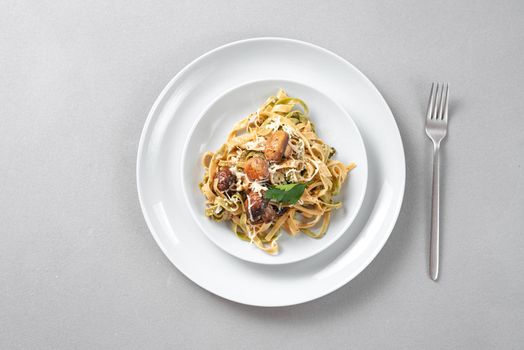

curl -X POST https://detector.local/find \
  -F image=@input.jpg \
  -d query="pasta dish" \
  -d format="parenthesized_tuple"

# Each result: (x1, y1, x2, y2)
(199, 89, 355, 254)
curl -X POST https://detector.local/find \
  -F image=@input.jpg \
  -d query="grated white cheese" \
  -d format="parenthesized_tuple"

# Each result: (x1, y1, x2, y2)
(229, 165, 244, 178)
(265, 116, 281, 131)
(268, 163, 280, 175)
(214, 206, 223, 214)
(244, 136, 266, 151)
(224, 191, 240, 203)
(246, 194, 254, 223)
(268, 160, 302, 174)
(285, 169, 299, 182)
(250, 180, 268, 196)
(229, 166, 248, 191)
(282, 124, 296, 136)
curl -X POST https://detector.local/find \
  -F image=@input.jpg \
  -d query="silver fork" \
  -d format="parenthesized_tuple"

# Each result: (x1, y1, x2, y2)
(425, 82, 449, 281)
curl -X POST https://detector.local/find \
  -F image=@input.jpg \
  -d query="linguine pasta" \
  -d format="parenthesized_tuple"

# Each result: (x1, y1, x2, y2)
(199, 89, 356, 255)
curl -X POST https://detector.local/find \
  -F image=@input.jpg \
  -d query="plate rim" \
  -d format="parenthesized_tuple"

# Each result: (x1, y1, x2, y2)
(136, 37, 406, 306)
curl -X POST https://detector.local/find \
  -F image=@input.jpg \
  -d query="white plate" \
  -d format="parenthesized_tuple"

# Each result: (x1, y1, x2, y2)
(137, 38, 405, 306)
(182, 79, 368, 265)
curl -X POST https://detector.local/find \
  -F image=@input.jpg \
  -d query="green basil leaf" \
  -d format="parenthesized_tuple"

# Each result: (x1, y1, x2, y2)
(273, 183, 298, 191)
(264, 183, 307, 204)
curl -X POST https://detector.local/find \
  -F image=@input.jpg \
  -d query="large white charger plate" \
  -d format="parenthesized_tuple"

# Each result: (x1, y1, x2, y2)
(137, 38, 405, 307)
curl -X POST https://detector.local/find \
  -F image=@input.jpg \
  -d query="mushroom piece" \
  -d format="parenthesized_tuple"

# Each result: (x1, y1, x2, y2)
(284, 143, 292, 158)
(265, 130, 289, 162)
(216, 167, 236, 192)
(244, 191, 277, 224)
(244, 157, 269, 181)
(262, 205, 276, 223)
(244, 191, 267, 222)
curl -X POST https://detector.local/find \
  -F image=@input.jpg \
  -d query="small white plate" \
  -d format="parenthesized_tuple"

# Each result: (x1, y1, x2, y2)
(137, 38, 405, 306)
(182, 79, 368, 265)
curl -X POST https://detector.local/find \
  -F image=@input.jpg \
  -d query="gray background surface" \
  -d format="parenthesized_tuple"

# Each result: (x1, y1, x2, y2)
(1, 0, 523, 349)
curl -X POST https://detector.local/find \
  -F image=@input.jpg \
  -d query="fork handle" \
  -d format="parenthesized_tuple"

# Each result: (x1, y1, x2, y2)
(430, 143, 441, 281)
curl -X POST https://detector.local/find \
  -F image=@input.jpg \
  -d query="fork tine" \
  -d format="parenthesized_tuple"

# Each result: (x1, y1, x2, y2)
(443, 84, 449, 121)
(437, 83, 447, 120)
(426, 83, 436, 120)
(432, 83, 441, 120)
